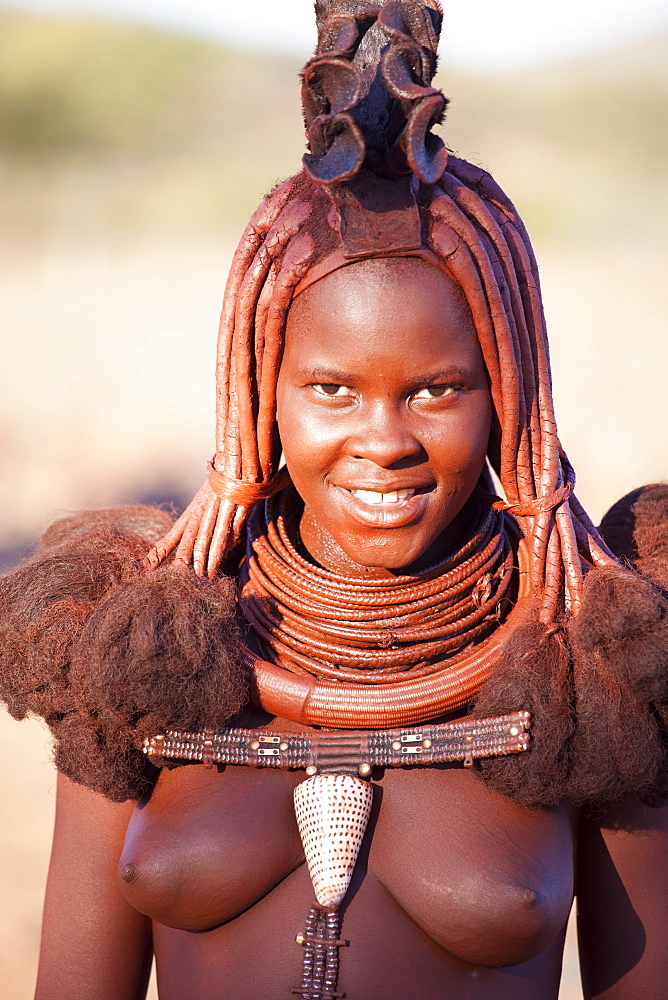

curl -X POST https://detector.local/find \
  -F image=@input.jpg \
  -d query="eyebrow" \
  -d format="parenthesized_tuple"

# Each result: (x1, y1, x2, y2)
(402, 367, 475, 388)
(295, 365, 475, 386)
(295, 366, 359, 384)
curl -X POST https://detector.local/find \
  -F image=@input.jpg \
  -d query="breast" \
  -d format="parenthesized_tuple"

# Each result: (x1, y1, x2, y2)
(367, 765, 576, 967)
(119, 760, 575, 969)
(119, 763, 305, 931)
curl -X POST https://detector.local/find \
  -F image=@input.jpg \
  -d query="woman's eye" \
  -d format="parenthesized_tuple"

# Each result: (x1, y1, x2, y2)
(412, 385, 457, 399)
(313, 384, 354, 398)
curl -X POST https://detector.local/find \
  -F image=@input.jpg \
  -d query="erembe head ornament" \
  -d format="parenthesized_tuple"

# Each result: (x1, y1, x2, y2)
(302, 0, 447, 259)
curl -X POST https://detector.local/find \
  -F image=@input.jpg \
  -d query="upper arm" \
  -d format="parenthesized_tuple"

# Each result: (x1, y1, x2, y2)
(35, 772, 153, 1000)
(576, 799, 668, 1000)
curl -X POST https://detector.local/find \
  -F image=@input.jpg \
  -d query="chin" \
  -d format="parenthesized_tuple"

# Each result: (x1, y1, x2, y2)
(296, 487, 477, 576)
(331, 501, 477, 572)
(337, 530, 437, 573)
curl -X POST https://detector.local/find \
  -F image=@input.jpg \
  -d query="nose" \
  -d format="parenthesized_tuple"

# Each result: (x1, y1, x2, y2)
(346, 400, 424, 468)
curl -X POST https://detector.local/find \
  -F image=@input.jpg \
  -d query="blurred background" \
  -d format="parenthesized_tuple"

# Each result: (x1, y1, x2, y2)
(0, 0, 667, 996)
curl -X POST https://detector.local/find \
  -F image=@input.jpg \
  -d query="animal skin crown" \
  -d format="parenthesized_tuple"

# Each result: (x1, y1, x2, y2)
(303, 0, 448, 186)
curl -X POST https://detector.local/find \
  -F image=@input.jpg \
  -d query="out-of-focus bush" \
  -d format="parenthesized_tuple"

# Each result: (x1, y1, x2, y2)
(440, 35, 668, 240)
(0, 11, 305, 234)
(0, 14, 211, 151)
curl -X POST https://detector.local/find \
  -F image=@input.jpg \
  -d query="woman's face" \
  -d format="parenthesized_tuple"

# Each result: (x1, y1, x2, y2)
(276, 258, 492, 575)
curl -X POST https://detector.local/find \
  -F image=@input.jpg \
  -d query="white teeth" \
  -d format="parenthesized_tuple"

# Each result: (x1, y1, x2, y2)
(350, 488, 416, 505)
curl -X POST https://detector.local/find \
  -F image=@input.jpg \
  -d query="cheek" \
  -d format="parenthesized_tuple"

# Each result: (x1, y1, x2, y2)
(276, 385, 335, 483)
(277, 372, 353, 459)
(275, 384, 298, 469)
(430, 395, 492, 478)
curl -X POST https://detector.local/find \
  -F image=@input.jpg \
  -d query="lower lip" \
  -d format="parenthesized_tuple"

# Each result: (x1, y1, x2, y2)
(334, 486, 433, 528)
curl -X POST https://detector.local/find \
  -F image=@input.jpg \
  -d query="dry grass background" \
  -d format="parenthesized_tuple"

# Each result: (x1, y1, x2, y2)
(0, 9, 666, 998)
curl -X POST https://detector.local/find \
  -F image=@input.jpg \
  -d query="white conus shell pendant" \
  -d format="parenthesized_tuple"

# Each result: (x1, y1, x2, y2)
(293, 773, 374, 908)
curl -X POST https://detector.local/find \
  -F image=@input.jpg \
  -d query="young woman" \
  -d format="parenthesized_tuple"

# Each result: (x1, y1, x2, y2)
(2, 2, 668, 998)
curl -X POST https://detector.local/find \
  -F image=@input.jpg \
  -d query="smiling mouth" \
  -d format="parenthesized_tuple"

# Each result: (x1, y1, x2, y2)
(347, 487, 430, 506)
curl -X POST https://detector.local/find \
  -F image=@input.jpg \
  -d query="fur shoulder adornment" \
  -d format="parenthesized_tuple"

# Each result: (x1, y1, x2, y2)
(5, 487, 668, 807)
(0, 507, 247, 801)
(599, 482, 668, 592)
(474, 484, 668, 810)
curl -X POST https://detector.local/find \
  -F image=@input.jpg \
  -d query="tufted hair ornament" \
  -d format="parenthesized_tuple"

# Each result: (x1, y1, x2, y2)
(474, 485, 668, 809)
(0, 508, 246, 800)
(305, 0, 447, 188)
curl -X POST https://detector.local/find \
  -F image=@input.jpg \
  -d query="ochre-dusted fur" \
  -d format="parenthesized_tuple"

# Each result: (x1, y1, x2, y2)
(0, 507, 246, 801)
(473, 617, 575, 807)
(599, 482, 668, 591)
(474, 484, 668, 808)
(71, 563, 247, 738)
(0, 507, 170, 722)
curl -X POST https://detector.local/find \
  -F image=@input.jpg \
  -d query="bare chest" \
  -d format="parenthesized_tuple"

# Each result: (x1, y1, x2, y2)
(120, 761, 575, 968)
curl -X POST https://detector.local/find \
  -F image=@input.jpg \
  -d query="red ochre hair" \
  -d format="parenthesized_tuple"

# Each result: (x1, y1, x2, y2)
(146, 162, 618, 625)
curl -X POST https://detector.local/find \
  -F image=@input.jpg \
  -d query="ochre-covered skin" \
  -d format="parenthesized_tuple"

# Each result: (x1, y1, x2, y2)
(19, 151, 668, 1000)
(121, 754, 575, 998)
(38, 690, 668, 1000)
(30, 388, 668, 1000)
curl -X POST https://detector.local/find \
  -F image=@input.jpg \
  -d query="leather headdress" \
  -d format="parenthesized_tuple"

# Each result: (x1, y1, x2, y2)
(295, 0, 449, 294)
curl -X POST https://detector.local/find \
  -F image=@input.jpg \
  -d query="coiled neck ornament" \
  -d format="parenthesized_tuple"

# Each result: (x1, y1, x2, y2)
(239, 490, 532, 728)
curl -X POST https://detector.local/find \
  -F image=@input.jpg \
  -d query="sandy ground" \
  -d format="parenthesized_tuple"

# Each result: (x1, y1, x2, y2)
(0, 230, 666, 998)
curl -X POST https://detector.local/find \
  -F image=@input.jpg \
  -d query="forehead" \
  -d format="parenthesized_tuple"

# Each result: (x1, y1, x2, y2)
(284, 257, 479, 371)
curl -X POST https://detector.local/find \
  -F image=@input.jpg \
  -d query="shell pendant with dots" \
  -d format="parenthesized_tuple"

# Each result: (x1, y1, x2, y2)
(293, 773, 374, 908)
